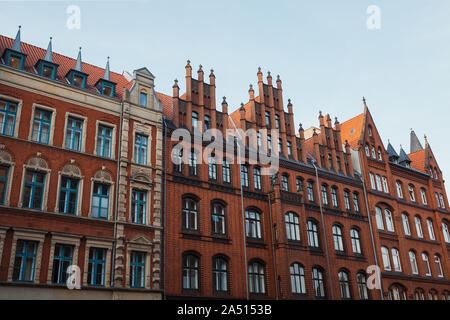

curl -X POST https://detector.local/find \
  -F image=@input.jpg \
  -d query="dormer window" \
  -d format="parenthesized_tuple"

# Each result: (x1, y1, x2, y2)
(95, 79, 116, 98)
(140, 92, 148, 107)
(72, 72, 86, 88)
(35, 60, 58, 80)
(2, 50, 26, 69)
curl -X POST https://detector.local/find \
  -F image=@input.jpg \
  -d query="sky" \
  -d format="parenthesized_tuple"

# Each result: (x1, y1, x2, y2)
(1, 0, 450, 185)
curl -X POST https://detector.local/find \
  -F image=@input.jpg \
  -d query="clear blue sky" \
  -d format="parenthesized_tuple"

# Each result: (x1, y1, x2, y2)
(1, 0, 450, 185)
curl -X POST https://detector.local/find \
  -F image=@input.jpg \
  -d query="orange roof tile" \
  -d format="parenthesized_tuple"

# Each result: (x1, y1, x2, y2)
(339, 113, 364, 148)
(408, 149, 426, 173)
(156, 92, 173, 118)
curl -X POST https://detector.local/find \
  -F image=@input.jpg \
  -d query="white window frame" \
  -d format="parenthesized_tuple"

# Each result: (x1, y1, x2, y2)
(62, 112, 88, 153)
(47, 234, 81, 284)
(18, 157, 51, 211)
(132, 122, 152, 167)
(381, 246, 391, 271)
(408, 185, 416, 202)
(0, 150, 15, 207)
(426, 219, 435, 240)
(125, 235, 154, 289)
(89, 170, 115, 221)
(83, 239, 113, 287)
(402, 213, 411, 236)
(396, 182, 403, 199)
(422, 253, 431, 276)
(0, 94, 23, 138)
(94, 120, 117, 160)
(382, 176, 389, 193)
(54, 164, 84, 216)
(391, 248, 402, 272)
(28, 103, 57, 146)
(409, 251, 419, 275)
(375, 175, 382, 191)
(420, 189, 427, 205)
(384, 209, 395, 232)
(415, 216, 423, 238)
(369, 173, 376, 190)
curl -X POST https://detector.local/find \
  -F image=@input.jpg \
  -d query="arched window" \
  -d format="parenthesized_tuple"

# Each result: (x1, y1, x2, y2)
(212, 256, 228, 292)
(307, 181, 315, 202)
(442, 290, 450, 301)
(421, 252, 431, 276)
(208, 156, 217, 180)
(356, 272, 369, 300)
(375, 207, 384, 230)
(434, 168, 439, 180)
(338, 270, 351, 299)
(211, 202, 226, 235)
(388, 284, 407, 300)
(442, 221, 450, 243)
(307, 220, 320, 248)
(344, 189, 351, 211)
(321, 184, 329, 206)
(139, 91, 147, 107)
(402, 213, 411, 236)
(377, 147, 383, 161)
(312, 267, 325, 298)
(391, 248, 402, 272)
(248, 261, 265, 294)
(429, 289, 439, 300)
(409, 250, 419, 274)
(408, 185, 416, 202)
(439, 193, 445, 208)
(368, 125, 373, 137)
(350, 228, 361, 254)
(332, 225, 344, 252)
(371, 146, 376, 159)
(281, 174, 289, 191)
(434, 254, 444, 277)
(369, 173, 376, 190)
(290, 263, 306, 294)
(365, 144, 370, 157)
(182, 197, 198, 231)
(182, 254, 199, 290)
(285, 212, 300, 241)
(414, 216, 423, 238)
(265, 111, 271, 128)
(245, 209, 262, 239)
(375, 174, 382, 191)
(296, 177, 303, 192)
(240, 165, 249, 188)
(275, 114, 280, 129)
(381, 246, 391, 271)
(414, 288, 425, 300)
(331, 187, 338, 207)
(381, 176, 389, 193)
(396, 181, 403, 199)
(253, 167, 262, 191)
(352, 192, 360, 213)
(384, 208, 395, 232)
(426, 218, 435, 240)
(435, 192, 441, 208)
(420, 189, 428, 205)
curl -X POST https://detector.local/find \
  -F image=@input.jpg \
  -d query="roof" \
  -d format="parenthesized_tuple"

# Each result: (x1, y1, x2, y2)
(408, 149, 426, 173)
(339, 113, 364, 148)
(0, 34, 132, 99)
(398, 147, 411, 164)
(156, 92, 173, 118)
(386, 142, 399, 159)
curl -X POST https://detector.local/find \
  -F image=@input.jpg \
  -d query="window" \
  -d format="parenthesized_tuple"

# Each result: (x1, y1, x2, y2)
(332, 225, 344, 252)
(91, 183, 109, 219)
(415, 216, 423, 238)
(31, 108, 52, 144)
(336, 156, 342, 172)
(267, 135, 272, 153)
(371, 146, 376, 159)
(278, 138, 282, 155)
(435, 193, 441, 208)
(434, 168, 439, 180)
(353, 193, 360, 213)
(415, 288, 425, 300)
(350, 229, 361, 254)
(41, 63, 56, 79)
(439, 194, 445, 208)
(287, 141, 292, 156)
(96, 125, 113, 158)
(344, 190, 351, 211)
(23, 170, 45, 210)
(408, 185, 416, 202)
(0, 99, 17, 136)
(245, 209, 262, 239)
(52, 244, 73, 284)
(391, 248, 402, 272)
(65, 117, 83, 152)
(0, 165, 9, 205)
(378, 147, 383, 161)
(173, 148, 183, 173)
(388, 285, 407, 300)
(211, 203, 226, 235)
(338, 270, 351, 299)
(139, 92, 147, 107)
(375, 175, 382, 192)
(213, 257, 228, 292)
(321, 185, 328, 206)
(381, 246, 391, 271)
(265, 111, 271, 128)
(396, 182, 403, 198)
(368, 125, 373, 137)
(328, 154, 334, 171)
(307, 181, 314, 202)
(442, 222, 450, 243)
(285, 212, 300, 241)
(365, 144, 370, 157)
(130, 251, 146, 288)
(208, 157, 217, 180)
(183, 254, 199, 290)
(72, 72, 86, 88)
(369, 173, 376, 190)
(99, 82, 114, 97)
(131, 189, 146, 224)
(188, 151, 197, 176)
(204, 115, 211, 131)
(402, 213, 411, 236)
(409, 251, 419, 274)
(375, 207, 384, 230)
(307, 220, 319, 248)
(426, 219, 435, 240)
(13, 240, 38, 282)
(290, 263, 306, 294)
(87, 247, 106, 286)
(384, 209, 395, 232)
(312, 267, 325, 298)
(222, 159, 231, 183)
(182, 198, 198, 231)
(420, 189, 427, 205)
(357, 272, 369, 300)
(429, 290, 439, 301)
(253, 167, 262, 191)
(382, 177, 389, 193)
(191, 112, 199, 129)
(330, 187, 338, 208)
(248, 261, 265, 294)
(7, 52, 24, 69)
(296, 177, 303, 192)
(275, 114, 280, 129)
(239, 165, 250, 189)
(422, 253, 431, 276)
(281, 175, 289, 191)
(58, 177, 79, 215)
(134, 134, 148, 165)
(434, 255, 444, 277)
(257, 132, 262, 150)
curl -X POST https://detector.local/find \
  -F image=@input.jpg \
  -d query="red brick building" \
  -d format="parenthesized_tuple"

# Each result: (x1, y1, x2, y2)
(0, 28, 163, 299)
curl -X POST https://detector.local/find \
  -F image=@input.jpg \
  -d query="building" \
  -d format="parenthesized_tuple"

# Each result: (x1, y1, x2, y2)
(0, 28, 163, 299)
(340, 102, 450, 300)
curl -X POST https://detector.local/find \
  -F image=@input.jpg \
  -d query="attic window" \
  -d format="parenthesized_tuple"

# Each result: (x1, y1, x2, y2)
(7, 52, 24, 69)
(368, 125, 373, 137)
(72, 72, 86, 88)
(41, 62, 56, 79)
(140, 92, 147, 107)
(101, 82, 114, 97)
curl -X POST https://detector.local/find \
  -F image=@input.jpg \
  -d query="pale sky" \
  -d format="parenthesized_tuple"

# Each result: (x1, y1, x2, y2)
(1, 0, 450, 186)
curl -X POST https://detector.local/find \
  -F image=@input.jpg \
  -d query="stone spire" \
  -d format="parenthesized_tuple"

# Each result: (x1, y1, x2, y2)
(410, 129, 423, 153)
(75, 47, 82, 72)
(44, 37, 53, 62)
(103, 57, 110, 81)
(12, 26, 21, 52)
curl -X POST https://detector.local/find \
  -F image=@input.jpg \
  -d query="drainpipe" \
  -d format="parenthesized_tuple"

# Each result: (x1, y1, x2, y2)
(229, 117, 249, 300)
(111, 90, 125, 288)
(162, 117, 168, 299)
(307, 151, 334, 300)
(357, 154, 384, 300)
(268, 194, 279, 300)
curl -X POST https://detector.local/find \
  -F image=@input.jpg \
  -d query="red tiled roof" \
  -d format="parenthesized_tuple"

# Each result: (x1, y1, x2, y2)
(156, 92, 173, 118)
(340, 113, 364, 148)
(408, 149, 426, 173)
(0, 35, 132, 99)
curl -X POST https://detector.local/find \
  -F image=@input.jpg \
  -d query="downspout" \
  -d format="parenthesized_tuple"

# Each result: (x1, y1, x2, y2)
(111, 90, 125, 287)
(229, 118, 249, 300)
(308, 152, 334, 300)
(162, 117, 168, 299)
(357, 153, 384, 300)
(268, 194, 279, 300)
